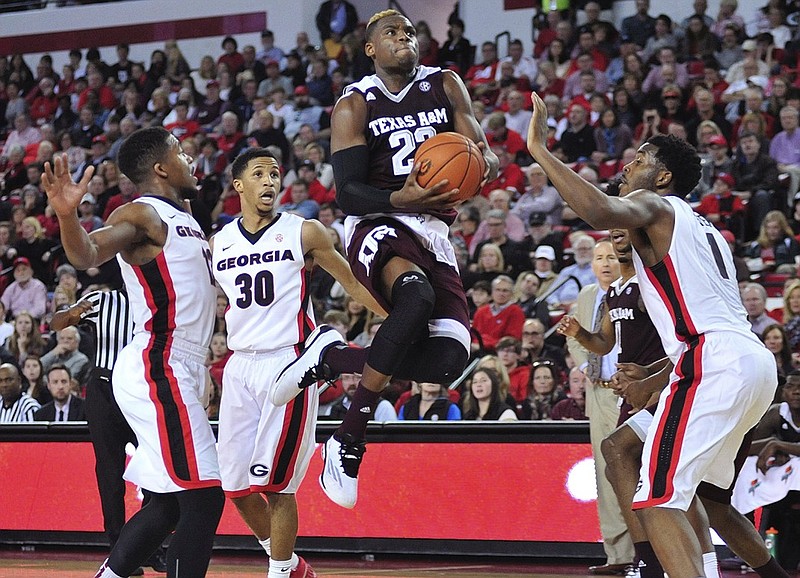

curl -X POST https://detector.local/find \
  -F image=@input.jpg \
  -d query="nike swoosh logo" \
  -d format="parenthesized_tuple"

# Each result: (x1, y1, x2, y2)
(222, 244, 234, 251)
(168, 214, 177, 219)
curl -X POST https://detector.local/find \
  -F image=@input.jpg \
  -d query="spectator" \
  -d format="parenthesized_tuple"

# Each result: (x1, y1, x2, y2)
(503, 90, 533, 136)
(102, 174, 139, 222)
(29, 77, 58, 126)
(471, 275, 525, 353)
(0, 363, 40, 422)
(192, 80, 228, 132)
(466, 42, 501, 103)
(558, 104, 595, 164)
(547, 234, 597, 309)
(257, 60, 293, 100)
(514, 271, 551, 330)
(461, 367, 518, 421)
(695, 172, 746, 239)
(641, 46, 689, 95)
(1, 113, 41, 158)
(564, 53, 609, 102)
(513, 164, 562, 226)
(711, 0, 745, 39)
(592, 108, 633, 165)
(33, 364, 86, 422)
(78, 193, 104, 233)
(518, 359, 566, 419)
(641, 14, 679, 65)
(539, 38, 571, 81)
(398, 381, 460, 421)
(770, 106, 800, 208)
(471, 189, 527, 247)
(21, 355, 49, 406)
(1, 257, 47, 321)
(620, 0, 657, 50)
(163, 100, 201, 142)
(277, 178, 319, 219)
(214, 111, 246, 159)
(306, 59, 335, 107)
(731, 131, 780, 237)
(9, 216, 55, 285)
(315, 0, 359, 59)
(324, 372, 397, 421)
(256, 29, 285, 68)
(741, 282, 773, 337)
(520, 212, 565, 267)
(279, 159, 332, 206)
(681, 15, 718, 62)
(495, 335, 531, 403)
(713, 25, 743, 72)
(217, 36, 244, 76)
(744, 210, 800, 274)
(498, 38, 538, 86)
(40, 326, 89, 385)
(761, 324, 795, 384)
(282, 85, 330, 142)
(6, 311, 46, 366)
(462, 242, 508, 292)
(240, 45, 266, 86)
(206, 331, 231, 390)
(484, 114, 527, 162)
(469, 209, 527, 276)
(551, 366, 589, 420)
(724, 40, 769, 86)
(685, 88, 732, 147)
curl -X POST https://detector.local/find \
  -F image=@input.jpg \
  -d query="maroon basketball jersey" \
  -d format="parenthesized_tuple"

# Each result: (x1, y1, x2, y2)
(343, 65, 455, 191)
(607, 276, 666, 365)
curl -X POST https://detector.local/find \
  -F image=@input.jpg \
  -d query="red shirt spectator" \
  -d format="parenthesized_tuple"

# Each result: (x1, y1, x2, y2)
(471, 276, 525, 351)
(480, 145, 526, 197)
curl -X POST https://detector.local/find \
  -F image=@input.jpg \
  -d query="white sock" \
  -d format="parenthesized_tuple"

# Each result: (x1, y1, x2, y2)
(258, 537, 271, 557)
(268, 557, 292, 578)
(702, 552, 720, 578)
(94, 559, 124, 578)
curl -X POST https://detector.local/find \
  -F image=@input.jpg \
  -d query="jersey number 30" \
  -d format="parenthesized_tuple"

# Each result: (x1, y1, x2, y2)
(234, 271, 275, 308)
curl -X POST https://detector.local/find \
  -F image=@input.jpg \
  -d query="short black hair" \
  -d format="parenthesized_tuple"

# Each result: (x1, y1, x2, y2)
(647, 134, 702, 195)
(231, 148, 278, 181)
(117, 126, 172, 186)
(222, 36, 237, 49)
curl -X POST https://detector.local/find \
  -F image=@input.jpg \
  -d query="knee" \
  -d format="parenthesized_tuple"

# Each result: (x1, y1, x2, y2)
(424, 340, 468, 383)
(390, 272, 435, 320)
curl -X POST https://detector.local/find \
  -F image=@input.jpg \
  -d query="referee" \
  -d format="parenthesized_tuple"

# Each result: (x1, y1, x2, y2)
(51, 287, 166, 574)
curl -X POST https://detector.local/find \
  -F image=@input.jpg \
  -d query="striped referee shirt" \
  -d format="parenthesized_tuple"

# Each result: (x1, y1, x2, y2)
(0, 392, 41, 422)
(78, 290, 133, 371)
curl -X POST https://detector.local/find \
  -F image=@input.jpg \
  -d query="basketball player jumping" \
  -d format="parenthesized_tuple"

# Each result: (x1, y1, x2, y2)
(272, 9, 498, 509)
(43, 127, 225, 578)
(527, 95, 776, 578)
(211, 148, 385, 578)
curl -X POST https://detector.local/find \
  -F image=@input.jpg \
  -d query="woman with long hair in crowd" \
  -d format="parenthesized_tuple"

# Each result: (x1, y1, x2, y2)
(745, 210, 800, 274)
(462, 242, 507, 291)
(682, 15, 718, 61)
(461, 367, 518, 421)
(762, 323, 796, 389)
(6, 311, 46, 366)
(540, 38, 571, 79)
(191, 55, 217, 98)
(518, 359, 566, 420)
(21, 354, 49, 405)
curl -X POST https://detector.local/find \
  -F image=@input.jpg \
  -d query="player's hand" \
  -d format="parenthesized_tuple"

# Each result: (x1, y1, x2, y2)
(614, 361, 649, 382)
(390, 162, 462, 211)
(476, 141, 499, 184)
(42, 153, 95, 217)
(621, 381, 652, 413)
(526, 91, 550, 156)
(556, 315, 580, 338)
(757, 440, 791, 474)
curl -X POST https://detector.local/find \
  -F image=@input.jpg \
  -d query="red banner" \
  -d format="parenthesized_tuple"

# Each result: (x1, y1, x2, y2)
(0, 441, 601, 543)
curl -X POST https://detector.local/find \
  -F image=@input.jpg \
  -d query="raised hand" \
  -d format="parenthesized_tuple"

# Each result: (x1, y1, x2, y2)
(42, 153, 95, 217)
(526, 91, 550, 156)
(556, 315, 581, 338)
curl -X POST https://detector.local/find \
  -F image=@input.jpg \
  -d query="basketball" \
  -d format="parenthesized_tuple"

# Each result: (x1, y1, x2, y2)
(414, 132, 486, 202)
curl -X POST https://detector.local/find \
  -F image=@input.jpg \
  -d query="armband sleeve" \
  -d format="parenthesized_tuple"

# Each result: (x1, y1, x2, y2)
(332, 145, 396, 215)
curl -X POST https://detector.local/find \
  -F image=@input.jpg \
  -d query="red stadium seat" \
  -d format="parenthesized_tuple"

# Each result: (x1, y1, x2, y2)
(767, 308, 783, 323)
(763, 273, 791, 297)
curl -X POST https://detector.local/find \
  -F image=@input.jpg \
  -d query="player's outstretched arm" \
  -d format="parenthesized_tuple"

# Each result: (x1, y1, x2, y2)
(443, 70, 499, 182)
(44, 154, 154, 269)
(525, 92, 661, 231)
(50, 299, 93, 332)
(302, 219, 388, 317)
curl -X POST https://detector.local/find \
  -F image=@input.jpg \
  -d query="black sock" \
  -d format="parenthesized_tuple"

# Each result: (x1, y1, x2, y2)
(322, 345, 369, 377)
(336, 383, 381, 441)
(753, 557, 791, 578)
(634, 541, 664, 578)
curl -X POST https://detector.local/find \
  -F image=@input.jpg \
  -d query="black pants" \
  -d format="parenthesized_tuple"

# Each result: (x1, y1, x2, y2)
(84, 367, 137, 548)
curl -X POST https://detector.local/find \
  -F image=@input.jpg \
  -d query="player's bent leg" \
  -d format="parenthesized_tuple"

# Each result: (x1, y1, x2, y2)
(168, 486, 225, 577)
(272, 325, 346, 406)
(395, 335, 469, 384)
(321, 262, 435, 509)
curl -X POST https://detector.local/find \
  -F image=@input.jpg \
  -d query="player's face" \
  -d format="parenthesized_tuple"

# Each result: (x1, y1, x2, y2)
(163, 136, 198, 199)
(610, 229, 632, 263)
(234, 157, 282, 218)
(0, 368, 20, 401)
(366, 16, 418, 72)
(619, 144, 665, 196)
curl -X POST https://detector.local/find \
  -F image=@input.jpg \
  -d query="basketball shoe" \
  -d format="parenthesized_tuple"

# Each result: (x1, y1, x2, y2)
(291, 556, 317, 578)
(320, 433, 365, 509)
(272, 325, 344, 406)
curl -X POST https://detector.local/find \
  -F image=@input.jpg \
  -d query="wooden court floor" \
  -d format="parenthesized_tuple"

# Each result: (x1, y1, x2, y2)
(0, 548, 784, 578)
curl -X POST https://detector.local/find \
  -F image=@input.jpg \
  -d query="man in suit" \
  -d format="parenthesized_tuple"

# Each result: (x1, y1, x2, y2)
(33, 364, 85, 421)
(564, 239, 634, 574)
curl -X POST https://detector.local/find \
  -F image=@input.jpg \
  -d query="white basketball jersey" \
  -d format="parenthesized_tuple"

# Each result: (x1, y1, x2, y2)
(632, 196, 761, 363)
(117, 196, 216, 348)
(212, 213, 315, 352)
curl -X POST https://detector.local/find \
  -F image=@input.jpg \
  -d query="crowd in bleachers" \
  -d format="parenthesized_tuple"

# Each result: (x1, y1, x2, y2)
(1, 0, 800, 425)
